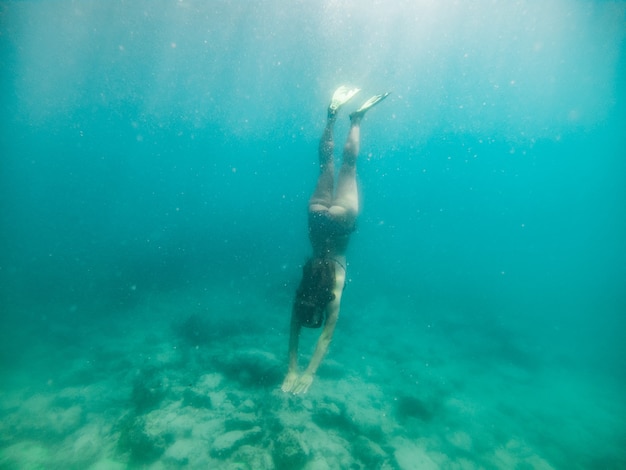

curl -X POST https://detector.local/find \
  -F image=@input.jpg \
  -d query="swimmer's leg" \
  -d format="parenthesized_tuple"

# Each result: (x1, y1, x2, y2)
(349, 92, 391, 122)
(308, 118, 335, 210)
(328, 86, 361, 120)
(309, 87, 359, 210)
(331, 119, 360, 219)
(333, 92, 390, 219)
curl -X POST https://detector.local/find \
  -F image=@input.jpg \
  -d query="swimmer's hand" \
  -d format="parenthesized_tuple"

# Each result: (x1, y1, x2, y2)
(281, 371, 299, 393)
(291, 373, 314, 395)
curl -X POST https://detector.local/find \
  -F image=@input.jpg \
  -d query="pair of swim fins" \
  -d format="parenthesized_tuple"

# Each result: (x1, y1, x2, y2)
(329, 85, 390, 120)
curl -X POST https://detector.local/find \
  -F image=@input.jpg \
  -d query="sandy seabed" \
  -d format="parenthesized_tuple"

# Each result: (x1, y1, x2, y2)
(0, 283, 624, 469)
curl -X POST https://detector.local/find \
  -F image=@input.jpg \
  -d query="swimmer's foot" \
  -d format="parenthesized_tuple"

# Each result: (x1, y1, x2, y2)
(328, 86, 361, 119)
(350, 92, 391, 122)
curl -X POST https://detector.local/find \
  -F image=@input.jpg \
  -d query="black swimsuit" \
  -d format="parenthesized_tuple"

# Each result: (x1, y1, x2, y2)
(296, 210, 354, 329)
(308, 210, 355, 256)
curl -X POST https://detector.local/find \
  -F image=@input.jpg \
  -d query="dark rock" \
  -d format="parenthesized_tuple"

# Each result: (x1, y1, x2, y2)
(272, 429, 308, 470)
(211, 426, 262, 458)
(117, 415, 169, 464)
(396, 395, 435, 423)
(182, 388, 212, 409)
(312, 401, 353, 432)
(173, 314, 214, 345)
(215, 349, 283, 388)
(224, 412, 258, 431)
(352, 436, 388, 467)
(131, 367, 168, 413)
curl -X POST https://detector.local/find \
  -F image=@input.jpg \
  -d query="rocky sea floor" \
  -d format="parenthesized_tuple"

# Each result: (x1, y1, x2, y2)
(0, 284, 624, 469)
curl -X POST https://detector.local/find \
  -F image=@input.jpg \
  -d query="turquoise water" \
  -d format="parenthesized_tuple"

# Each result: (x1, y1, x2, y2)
(1, 1, 625, 468)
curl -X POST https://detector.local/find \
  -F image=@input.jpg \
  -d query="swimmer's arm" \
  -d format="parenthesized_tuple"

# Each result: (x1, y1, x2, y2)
(287, 311, 301, 373)
(304, 297, 340, 376)
(290, 302, 339, 395)
(281, 312, 301, 392)
(291, 275, 344, 394)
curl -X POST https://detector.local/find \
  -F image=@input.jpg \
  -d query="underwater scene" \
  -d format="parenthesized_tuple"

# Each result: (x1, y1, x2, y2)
(1, 1, 625, 469)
